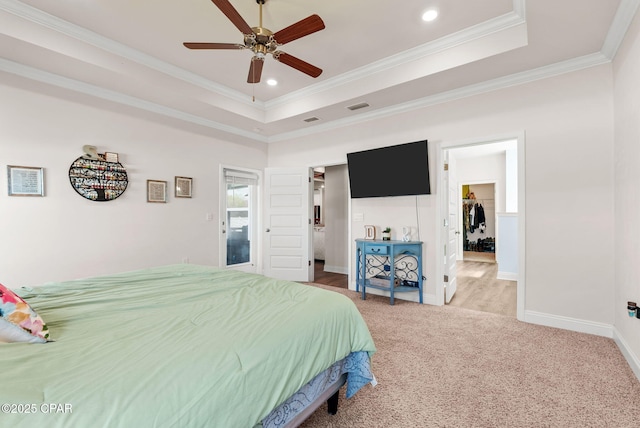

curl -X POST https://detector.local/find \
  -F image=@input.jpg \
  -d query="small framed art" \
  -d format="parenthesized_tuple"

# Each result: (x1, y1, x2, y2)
(175, 176, 192, 198)
(7, 165, 44, 196)
(104, 152, 119, 163)
(364, 225, 376, 240)
(147, 180, 167, 203)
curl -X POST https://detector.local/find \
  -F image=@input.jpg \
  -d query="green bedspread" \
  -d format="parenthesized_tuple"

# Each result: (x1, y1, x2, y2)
(0, 264, 376, 427)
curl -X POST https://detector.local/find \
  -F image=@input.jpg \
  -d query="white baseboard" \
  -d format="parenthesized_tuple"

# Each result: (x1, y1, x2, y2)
(512, 311, 639, 381)
(613, 328, 640, 381)
(422, 293, 438, 305)
(347, 282, 437, 305)
(497, 271, 518, 281)
(524, 310, 614, 338)
(323, 265, 348, 275)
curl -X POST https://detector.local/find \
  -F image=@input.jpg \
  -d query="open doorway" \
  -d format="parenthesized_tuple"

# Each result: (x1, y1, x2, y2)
(438, 135, 525, 320)
(311, 165, 349, 289)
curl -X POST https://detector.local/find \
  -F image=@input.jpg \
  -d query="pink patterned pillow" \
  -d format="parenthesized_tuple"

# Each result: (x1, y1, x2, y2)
(0, 283, 50, 343)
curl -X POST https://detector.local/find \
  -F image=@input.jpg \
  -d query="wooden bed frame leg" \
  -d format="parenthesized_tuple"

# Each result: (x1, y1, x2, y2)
(327, 390, 339, 415)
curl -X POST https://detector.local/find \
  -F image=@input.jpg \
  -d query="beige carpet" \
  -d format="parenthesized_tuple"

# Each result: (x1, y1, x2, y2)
(300, 284, 640, 428)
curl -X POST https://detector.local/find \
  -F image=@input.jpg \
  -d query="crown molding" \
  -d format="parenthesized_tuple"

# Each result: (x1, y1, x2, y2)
(0, 51, 611, 146)
(0, 57, 268, 142)
(0, 0, 262, 110)
(265, 7, 527, 110)
(0, 0, 631, 145)
(513, 0, 526, 19)
(601, 0, 640, 59)
(0, 0, 527, 117)
(268, 52, 610, 143)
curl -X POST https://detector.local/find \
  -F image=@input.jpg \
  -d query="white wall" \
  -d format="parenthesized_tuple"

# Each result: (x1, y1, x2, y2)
(505, 147, 518, 212)
(268, 64, 615, 327)
(497, 213, 518, 280)
(613, 10, 640, 376)
(0, 83, 267, 287)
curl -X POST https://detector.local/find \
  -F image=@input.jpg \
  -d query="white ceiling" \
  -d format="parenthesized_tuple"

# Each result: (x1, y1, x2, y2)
(0, 0, 637, 145)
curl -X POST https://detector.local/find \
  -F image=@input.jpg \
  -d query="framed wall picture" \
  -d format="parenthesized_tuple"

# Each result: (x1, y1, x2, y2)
(175, 176, 192, 198)
(104, 152, 119, 163)
(7, 165, 44, 196)
(147, 180, 167, 203)
(364, 225, 376, 240)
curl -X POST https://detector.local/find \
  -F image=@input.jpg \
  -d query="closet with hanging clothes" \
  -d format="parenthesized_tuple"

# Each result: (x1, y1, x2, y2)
(462, 184, 496, 261)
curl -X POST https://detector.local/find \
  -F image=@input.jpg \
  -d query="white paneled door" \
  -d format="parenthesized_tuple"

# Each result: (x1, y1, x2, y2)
(444, 155, 458, 303)
(263, 167, 313, 282)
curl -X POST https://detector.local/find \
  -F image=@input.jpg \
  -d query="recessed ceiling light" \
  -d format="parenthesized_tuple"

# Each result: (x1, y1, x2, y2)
(422, 9, 438, 22)
(266, 79, 278, 86)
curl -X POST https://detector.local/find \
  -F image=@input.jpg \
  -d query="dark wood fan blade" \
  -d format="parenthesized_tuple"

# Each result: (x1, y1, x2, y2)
(211, 0, 253, 35)
(183, 42, 245, 50)
(273, 14, 325, 45)
(247, 57, 264, 83)
(274, 52, 322, 78)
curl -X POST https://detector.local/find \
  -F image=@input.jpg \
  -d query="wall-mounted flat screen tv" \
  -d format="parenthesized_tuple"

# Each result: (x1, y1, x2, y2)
(347, 140, 430, 198)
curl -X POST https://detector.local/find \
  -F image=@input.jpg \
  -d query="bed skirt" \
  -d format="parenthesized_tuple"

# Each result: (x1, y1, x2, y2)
(261, 351, 375, 428)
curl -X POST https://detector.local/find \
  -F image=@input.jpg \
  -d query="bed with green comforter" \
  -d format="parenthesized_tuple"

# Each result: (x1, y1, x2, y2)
(0, 264, 376, 427)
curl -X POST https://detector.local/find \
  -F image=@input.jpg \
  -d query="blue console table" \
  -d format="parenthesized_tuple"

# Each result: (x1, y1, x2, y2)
(355, 239, 423, 305)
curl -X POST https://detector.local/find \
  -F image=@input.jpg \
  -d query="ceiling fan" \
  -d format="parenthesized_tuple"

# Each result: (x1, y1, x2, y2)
(184, 0, 325, 84)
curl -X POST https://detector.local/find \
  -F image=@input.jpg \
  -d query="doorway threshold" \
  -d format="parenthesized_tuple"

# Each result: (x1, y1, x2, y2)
(463, 251, 496, 263)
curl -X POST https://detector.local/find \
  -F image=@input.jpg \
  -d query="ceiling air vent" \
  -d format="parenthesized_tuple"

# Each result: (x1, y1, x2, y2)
(347, 102, 370, 111)
(303, 117, 320, 123)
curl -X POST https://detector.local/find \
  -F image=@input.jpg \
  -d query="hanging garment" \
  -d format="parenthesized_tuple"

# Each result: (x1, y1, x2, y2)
(476, 204, 486, 233)
(469, 204, 476, 232)
(463, 203, 471, 232)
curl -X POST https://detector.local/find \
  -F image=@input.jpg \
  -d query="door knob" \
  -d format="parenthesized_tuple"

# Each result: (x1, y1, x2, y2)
(266, 228, 270, 232)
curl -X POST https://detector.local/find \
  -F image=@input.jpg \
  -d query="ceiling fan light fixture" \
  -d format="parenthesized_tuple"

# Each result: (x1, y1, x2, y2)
(267, 79, 278, 86)
(184, 0, 324, 83)
(422, 9, 439, 22)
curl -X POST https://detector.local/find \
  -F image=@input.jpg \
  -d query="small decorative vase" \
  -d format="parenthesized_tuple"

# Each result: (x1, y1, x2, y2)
(382, 231, 391, 241)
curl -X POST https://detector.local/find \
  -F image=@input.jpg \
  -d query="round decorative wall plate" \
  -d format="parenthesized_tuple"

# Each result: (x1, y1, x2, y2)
(68, 156, 128, 201)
